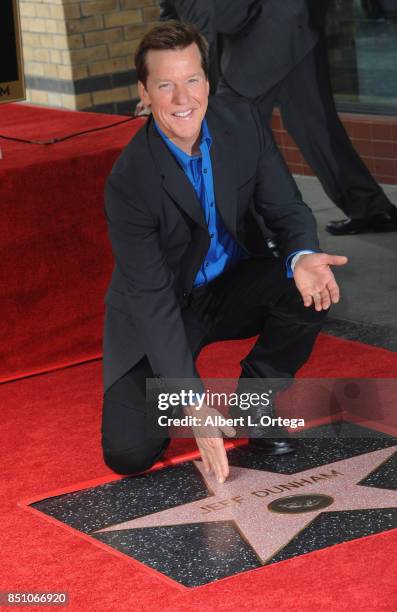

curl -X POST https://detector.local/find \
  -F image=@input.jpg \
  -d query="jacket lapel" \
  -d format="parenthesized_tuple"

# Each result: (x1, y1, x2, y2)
(147, 118, 206, 229)
(207, 113, 238, 238)
(147, 111, 239, 238)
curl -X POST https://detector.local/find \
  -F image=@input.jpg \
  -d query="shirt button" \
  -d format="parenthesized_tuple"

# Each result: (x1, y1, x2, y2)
(205, 262, 209, 267)
(210, 233, 214, 238)
(210, 202, 214, 207)
(203, 168, 207, 174)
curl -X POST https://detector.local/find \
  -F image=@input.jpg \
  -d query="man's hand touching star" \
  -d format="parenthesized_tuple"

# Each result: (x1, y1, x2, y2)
(293, 253, 348, 311)
(183, 403, 236, 484)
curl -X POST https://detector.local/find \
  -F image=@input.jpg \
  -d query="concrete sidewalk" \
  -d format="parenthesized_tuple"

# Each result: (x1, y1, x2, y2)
(295, 176, 397, 352)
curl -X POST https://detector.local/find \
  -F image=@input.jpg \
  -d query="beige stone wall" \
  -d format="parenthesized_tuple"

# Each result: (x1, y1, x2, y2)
(19, 0, 160, 112)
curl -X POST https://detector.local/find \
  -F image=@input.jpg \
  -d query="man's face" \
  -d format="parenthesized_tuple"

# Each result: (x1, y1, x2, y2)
(138, 43, 210, 155)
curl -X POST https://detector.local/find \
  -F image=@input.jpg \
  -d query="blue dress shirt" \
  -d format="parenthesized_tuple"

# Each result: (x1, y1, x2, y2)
(155, 120, 314, 283)
(155, 119, 247, 286)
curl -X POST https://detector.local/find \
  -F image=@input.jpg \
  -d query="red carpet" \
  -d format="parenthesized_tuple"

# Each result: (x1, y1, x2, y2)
(2, 334, 397, 611)
(0, 104, 143, 383)
(2, 105, 396, 609)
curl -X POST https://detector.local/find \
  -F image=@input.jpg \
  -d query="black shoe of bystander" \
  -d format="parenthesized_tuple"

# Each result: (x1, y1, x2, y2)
(326, 207, 397, 235)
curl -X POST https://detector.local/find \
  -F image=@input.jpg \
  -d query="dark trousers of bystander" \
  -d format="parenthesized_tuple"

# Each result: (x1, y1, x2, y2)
(218, 37, 394, 220)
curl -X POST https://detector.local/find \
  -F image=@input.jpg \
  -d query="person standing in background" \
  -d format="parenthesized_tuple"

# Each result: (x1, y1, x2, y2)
(160, 0, 397, 235)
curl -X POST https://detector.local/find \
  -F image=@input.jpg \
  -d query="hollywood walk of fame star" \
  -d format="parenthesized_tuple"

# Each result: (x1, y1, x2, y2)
(96, 447, 397, 563)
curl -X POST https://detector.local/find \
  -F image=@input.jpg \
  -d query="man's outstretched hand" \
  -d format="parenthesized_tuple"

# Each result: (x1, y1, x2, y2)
(293, 253, 348, 311)
(183, 404, 236, 484)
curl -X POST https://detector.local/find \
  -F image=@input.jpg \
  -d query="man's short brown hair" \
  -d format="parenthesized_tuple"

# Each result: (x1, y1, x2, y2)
(135, 20, 209, 86)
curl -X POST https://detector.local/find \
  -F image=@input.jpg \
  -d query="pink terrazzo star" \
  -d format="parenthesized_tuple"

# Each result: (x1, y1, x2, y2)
(97, 448, 397, 563)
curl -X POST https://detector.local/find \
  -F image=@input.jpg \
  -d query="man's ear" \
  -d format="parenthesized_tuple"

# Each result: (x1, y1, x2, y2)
(138, 81, 150, 106)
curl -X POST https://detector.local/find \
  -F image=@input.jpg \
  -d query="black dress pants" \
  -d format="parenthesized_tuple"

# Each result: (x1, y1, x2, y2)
(102, 257, 328, 475)
(218, 37, 393, 220)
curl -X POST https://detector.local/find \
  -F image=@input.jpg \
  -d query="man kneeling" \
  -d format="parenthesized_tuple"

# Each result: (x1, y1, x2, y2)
(101, 21, 347, 483)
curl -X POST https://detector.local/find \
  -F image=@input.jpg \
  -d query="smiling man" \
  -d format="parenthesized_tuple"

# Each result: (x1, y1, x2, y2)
(138, 41, 208, 155)
(102, 21, 347, 484)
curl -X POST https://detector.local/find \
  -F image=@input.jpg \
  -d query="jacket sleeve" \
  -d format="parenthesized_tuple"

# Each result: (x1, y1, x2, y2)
(105, 172, 202, 384)
(164, 0, 262, 40)
(249, 105, 321, 260)
(162, 0, 217, 44)
(159, 1, 178, 21)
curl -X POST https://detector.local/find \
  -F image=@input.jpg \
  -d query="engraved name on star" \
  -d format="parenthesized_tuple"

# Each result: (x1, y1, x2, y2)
(96, 448, 397, 563)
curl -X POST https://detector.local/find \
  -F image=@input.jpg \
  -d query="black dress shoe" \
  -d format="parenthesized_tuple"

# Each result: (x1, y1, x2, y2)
(231, 383, 298, 456)
(247, 417, 298, 455)
(326, 208, 397, 235)
(249, 435, 298, 455)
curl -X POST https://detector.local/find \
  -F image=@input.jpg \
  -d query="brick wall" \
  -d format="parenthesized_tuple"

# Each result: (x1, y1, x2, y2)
(271, 110, 397, 185)
(19, 0, 160, 113)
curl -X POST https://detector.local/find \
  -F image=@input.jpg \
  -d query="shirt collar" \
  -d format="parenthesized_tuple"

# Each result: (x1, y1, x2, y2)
(154, 118, 212, 171)
(200, 118, 212, 151)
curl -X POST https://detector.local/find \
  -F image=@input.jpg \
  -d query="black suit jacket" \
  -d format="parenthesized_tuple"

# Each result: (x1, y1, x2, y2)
(103, 97, 319, 392)
(160, 0, 318, 97)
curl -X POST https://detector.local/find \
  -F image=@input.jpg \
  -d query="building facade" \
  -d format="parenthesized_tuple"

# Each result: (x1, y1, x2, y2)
(18, 0, 397, 183)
